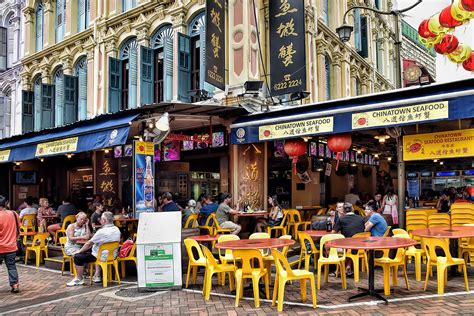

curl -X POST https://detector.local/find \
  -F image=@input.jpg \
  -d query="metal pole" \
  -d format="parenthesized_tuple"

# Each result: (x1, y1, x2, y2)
(393, 13, 402, 89)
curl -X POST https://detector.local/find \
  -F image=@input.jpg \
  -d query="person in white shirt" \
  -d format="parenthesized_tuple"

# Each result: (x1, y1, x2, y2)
(344, 188, 361, 205)
(19, 196, 37, 226)
(67, 211, 121, 286)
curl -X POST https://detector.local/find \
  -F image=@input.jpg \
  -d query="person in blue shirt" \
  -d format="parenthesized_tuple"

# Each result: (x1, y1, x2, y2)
(198, 194, 218, 226)
(364, 203, 388, 237)
(161, 192, 180, 212)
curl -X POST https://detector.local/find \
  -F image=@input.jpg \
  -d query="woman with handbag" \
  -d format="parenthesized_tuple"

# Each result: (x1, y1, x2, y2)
(0, 195, 21, 293)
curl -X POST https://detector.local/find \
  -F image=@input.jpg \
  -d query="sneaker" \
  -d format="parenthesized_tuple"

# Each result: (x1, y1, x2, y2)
(328, 272, 337, 277)
(92, 276, 102, 283)
(11, 284, 19, 293)
(66, 278, 84, 287)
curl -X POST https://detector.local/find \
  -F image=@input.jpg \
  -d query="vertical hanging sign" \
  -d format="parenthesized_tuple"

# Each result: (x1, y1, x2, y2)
(133, 141, 155, 217)
(205, 0, 225, 90)
(269, 0, 306, 96)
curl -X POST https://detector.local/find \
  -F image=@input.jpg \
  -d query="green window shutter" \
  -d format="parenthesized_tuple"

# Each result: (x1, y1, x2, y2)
(354, 9, 361, 52)
(129, 45, 138, 108)
(34, 81, 42, 131)
(108, 56, 122, 113)
(64, 75, 78, 124)
(163, 35, 173, 102)
(78, 0, 85, 32)
(140, 45, 154, 105)
(22, 90, 34, 133)
(177, 32, 191, 102)
(36, 3, 43, 52)
(41, 84, 54, 129)
(77, 62, 87, 120)
(360, 16, 368, 58)
(54, 72, 64, 126)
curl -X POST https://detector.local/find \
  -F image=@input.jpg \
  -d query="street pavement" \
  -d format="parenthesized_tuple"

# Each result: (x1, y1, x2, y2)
(1, 262, 474, 315)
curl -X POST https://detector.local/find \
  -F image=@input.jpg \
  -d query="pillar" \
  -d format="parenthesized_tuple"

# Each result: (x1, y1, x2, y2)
(65, 0, 77, 38)
(331, 52, 342, 99)
(22, 7, 35, 56)
(43, 0, 56, 49)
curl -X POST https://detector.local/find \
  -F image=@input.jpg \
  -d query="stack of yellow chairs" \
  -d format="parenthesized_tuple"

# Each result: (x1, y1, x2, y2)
(317, 234, 346, 290)
(286, 210, 311, 239)
(406, 210, 428, 243)
(451, 204, 474, 226)
(267, 211, 289, 238)
(428, 213, 450, 227)
(393, 228, 426, 281)
(345, 232, 370, 283)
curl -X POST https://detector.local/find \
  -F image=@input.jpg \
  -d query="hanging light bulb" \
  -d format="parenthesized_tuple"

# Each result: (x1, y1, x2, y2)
(66, 154, 73, 159)
(138, 136, 143, 142)
(439, 161, 444, 165)
(148, 120, 154, 129)
(104, 149, 110, 154)
(40, 158, 44, 162)
(434, 159, 438, 163)
(374, 154, 379, 159)
(387, 157, 392, 161)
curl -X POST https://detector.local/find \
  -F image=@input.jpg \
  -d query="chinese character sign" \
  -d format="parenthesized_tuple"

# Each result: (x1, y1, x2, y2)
(134, 141, 155, 216)
(237, 144, 264, 210)
(205, 0, 225, 90)
(269, 0, 306, 96)
(95, 152, 118, 206)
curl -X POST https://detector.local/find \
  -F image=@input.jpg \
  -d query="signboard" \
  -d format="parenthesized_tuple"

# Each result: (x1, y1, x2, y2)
(259, 116, 333, 141)
(133, 141, 155, 215)
(95, 152, 118, 207)
(0, 149, 10, 162)
(205, 0, 225, 90)
(36, 137, 78, 156)
(269, 0, 306, 96)
(144, 244, 174, 287)
(352, 101, 449, 129)
(403, 128, 474, 161)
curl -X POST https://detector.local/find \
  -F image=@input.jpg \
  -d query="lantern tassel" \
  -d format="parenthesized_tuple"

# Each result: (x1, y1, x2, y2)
(336, 152, 341, 171)
(292, 156, 298, 175)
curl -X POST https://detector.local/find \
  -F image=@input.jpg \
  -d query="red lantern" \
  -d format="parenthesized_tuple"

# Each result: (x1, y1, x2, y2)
(463, 52, 474, 71)
(461, 0, 474, 11)
(418, 19, 436, 38)
(327, 134, 352, 171)
(284, 138, 307, 174)
(434, 35, 459, 55)
(439, 5, 463, 28)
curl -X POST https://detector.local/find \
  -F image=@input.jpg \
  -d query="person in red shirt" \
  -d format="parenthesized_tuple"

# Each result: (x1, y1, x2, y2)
(0, 195, 21, 293)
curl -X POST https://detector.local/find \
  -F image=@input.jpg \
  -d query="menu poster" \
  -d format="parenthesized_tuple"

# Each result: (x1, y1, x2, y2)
(350, 151, 355, 162)
(274, 140, 286, 158)
(318, 143, 325, 157)
(182, 140, 194, 151)
(162, 140, 180, 162)
(144, 244, 175, 287)
(309, 142, 317, 156)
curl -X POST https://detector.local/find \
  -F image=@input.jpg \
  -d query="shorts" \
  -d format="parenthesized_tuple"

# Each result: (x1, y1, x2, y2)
(73, 251, 97, 266)
(267, 218, 282, 227)
(220, 221, 241, 231)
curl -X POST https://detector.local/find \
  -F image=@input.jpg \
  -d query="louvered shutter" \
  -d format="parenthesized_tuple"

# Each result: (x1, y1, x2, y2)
(55, 73, 64, 126)
(78, 65, 87, 120)
(140, 46, 154, 105)
(360, 16, 368, 58)
(22, 91, 34, 133)
(36, 5, 43, 51)
(78, 0, 85, 32)
(0, 27, 6, 71)
(163, 35, 173, 102)
(64, 75, 78, 124)
(129, 46, 138, 108)
(108, 57, 122, 113)
(34, 82, 42, 130)
(354, 9, 362, 52)
(41, 84, 54, 129)
(177, 33, 191, 102)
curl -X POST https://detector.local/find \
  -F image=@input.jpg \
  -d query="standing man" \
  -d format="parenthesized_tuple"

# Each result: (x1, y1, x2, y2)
(215, 193, 241, 235)
(47, 197, 77, 237)
(67, 211, 121, 286)
(0, 195, 21, 293)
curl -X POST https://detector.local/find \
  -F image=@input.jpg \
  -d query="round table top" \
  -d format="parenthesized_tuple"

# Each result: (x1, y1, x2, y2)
(214, 238, 295, 250)
(304, 230, 332, 238)
(296, 206, 323, 211)
(326, 237, 417, 250)
(114, 218, 139, 222)
(19, 232, 36, 236)
(411, 226, 474, 239)
(188, 234, 221, 242)
(236, 212, 268, 217)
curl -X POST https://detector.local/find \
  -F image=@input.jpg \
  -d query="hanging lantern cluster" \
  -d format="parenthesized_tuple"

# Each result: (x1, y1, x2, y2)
(418, 0, 474, 72)
(327, 134, 352, 171)
(284, 138, 307, 175)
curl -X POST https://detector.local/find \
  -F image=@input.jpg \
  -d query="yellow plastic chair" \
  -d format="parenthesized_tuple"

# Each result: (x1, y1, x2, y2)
(374, 239, 410, 296)
(428, 213, 451, 227)
(24, 232, 49, 267)
(217, 234, 240, 286)
(422, 236, 469, 295)
(353, 205, 365, 217)
(316, 208, 328, 216)
(117, 243, 137, 278)
(459, 224, 474, 266)
(184, 238, 207, 288)
(201, 246, 236, 300)
(317, 234, 346, 290)
(89, 241, 121, 288)
(184, 214, 199, 228)
(393, 230, 426, 281)
(267, 211, 288, 238)
(59, 236, 75, 276)
(297, 231, 319, 271)
(233, 249, 270, 308)
(199, 213, 217, 236)
(20, 214, 37, 233)
(213, 216, 233, 235)
(383, 226, 392, 237)
(54, 215, 76, 244)
(271, 249, 317, 312)
(345, 232, 370, 283)
(279, 235, 293, 257)
(287, 210, 311, 239)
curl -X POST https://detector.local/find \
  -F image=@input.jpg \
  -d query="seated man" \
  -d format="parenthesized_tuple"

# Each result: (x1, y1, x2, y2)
(332, 202, 365, 238)
(215, 193, 241, 235)
(364, 203, 388, 237)
(160, 192, 180, 212)
(67, 211, 121, 286)
(198, 194, 218, 226)
(19, 196, 37, 226)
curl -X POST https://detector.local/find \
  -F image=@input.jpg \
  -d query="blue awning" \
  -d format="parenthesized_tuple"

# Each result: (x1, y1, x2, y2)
(0, 113, 139, 162)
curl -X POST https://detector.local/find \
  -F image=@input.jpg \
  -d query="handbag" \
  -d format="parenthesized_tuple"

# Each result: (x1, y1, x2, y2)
(13, 211, 25, 256)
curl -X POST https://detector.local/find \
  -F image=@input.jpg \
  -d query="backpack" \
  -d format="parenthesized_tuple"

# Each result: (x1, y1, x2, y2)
(119, 239, 134, 258)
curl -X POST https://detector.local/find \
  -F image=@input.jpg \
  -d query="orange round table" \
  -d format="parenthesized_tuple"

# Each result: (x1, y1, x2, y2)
(304, 230, 331, 238)
(326, 237, 417, 304)
(236, 212, 269, 217)
(188, 235, 221, 242)
(214, 238, 295, 250)
(411, 226, 474, 238)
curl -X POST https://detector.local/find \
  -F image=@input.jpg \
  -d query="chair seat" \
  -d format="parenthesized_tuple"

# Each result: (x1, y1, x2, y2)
(236, 268, 268, 278)
(436, 257, 465, 265)
(221, 254, 235, 261)
(375, 258, 404, 265)
(215, 263, 236, 272)
(195, 258, 207, 265)
(318, 257, 344, 264)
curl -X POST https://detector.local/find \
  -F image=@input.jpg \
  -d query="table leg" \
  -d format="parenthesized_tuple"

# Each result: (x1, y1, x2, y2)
(348, 249, 388, 304)
(449, 238, 459, 276)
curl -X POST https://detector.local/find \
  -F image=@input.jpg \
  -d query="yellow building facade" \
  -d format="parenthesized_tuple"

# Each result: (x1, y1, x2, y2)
(19, 0, 397, 135)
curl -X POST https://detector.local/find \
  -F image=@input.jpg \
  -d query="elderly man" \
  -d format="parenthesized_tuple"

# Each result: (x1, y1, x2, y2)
(67, 211, 121, 286)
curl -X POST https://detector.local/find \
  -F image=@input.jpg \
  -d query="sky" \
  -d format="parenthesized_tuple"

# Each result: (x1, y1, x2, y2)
(398, 0, 474, 83)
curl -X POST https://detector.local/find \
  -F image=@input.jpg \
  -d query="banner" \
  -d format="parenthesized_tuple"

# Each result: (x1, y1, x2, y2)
(205, 0, 225, 90)
(95, 151, 118, 207)
(269, 0, 306, 96)
(133, 141, 155, 216)
(259, 116, 333, 141)
(0, 150, 10, 162)
(36, 137, 78, 156)
(352, 101, 449, 129)
(403, 128, 474, 161)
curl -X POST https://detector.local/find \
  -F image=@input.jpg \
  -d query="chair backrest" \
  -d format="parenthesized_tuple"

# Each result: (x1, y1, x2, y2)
(184, 214, 198, 228)
(201, 245, 220, 268)
(184, 238, 205, 265)
(428, 213, 451, 227)
(317, 208, 327, 215)
(62, 215, 76, 230)
(319, 234, 345, 260)
(279, 234, 292, 256)
(233, 249, 265, 275)
(392, 228, 408, 235)
(352, 232, 371, 238)
(383, 226, 392, 237)
(393, 231, 419, 251)
(423, 236, 456, 264)
(21, 214, 37, 228)
(59, 236, 69, 257)
(298, 231, 316, 256)
(272, 248, 296, 278)
(352, 205, 365, 217)
(249, 232, 270, 239)
(96, 241, 120, 263)
(32, 232, 49, 247)
(204, 213, 216, 227)
(278, 212, 289, 228)
(217, 234, 240, 258)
